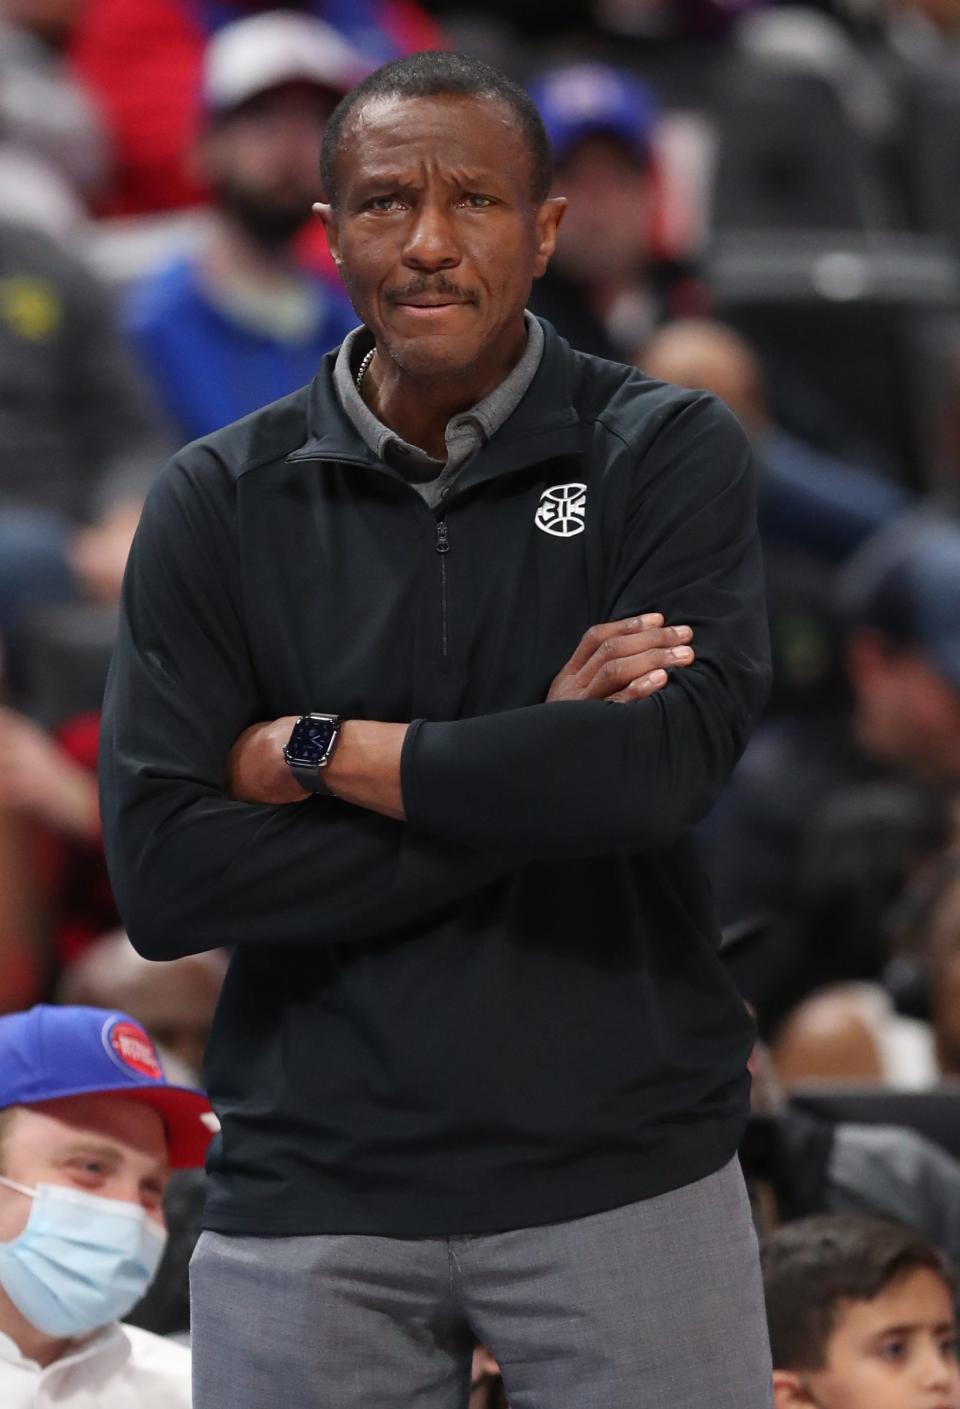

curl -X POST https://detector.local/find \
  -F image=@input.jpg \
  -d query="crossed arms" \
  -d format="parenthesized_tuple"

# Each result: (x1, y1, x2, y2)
(98, 394, 770, 960)
(225, 612, 697, 819)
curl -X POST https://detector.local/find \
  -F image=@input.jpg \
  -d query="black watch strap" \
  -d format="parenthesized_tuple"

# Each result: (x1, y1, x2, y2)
(288, 760, 332, 796)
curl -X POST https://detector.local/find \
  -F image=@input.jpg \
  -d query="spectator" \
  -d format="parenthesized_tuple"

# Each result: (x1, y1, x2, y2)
(700, 513, 960, 961)
(68, 0, 444, 217)
(0, 219, 168, 672)
(761, 1215, 960, 1408)
(840, 515, 960, 788)
(642, 319, 912, 721)
(640, 320, 910, 567)
(0, 1002, 216, 1404)
(526, 63, 706, 360)
(125, 11, 360, 444)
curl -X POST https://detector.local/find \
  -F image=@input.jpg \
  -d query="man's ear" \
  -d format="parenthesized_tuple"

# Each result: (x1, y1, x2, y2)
(313, 202, 342, 267)
(532, 196, 566, 279)
(772, 1368, 817, 1408)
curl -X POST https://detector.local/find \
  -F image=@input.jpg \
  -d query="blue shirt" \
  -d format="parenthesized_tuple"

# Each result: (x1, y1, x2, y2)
(126, 255, 356, 444)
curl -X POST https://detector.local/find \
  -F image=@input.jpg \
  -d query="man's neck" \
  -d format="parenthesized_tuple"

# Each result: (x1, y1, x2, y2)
(0, 1287, 73, 1369)
(361, 318, 528, 461)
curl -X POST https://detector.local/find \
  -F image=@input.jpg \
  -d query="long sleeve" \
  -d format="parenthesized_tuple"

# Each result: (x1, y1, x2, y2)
(99, 449, 512, 962)
(400, 394, 772, 856)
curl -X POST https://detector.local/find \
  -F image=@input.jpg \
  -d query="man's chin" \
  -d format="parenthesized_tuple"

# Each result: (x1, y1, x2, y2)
(382, 331, 486, 383)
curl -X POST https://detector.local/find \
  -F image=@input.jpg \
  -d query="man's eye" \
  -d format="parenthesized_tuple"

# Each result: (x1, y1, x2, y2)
(367, 196, 405, 212)
(459, 194, 494, 208)
(941, 1334, 958, 1360)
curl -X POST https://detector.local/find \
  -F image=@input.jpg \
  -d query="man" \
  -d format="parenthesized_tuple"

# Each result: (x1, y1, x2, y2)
(0, 1002, 216, 1405)
(641, 319, 910, 568)
(100, 51, 773, 1408)
(701, 512, 960, 1027)
(840, 515, 960, 787)
(526, 62, 706, 360)
(125, 11, 360, 444)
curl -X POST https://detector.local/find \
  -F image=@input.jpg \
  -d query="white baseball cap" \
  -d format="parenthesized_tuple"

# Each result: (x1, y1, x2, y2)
(203, 10, 367, 116)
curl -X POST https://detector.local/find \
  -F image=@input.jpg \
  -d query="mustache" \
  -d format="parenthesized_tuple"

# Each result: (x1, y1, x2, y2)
(386, 277, 477, 304)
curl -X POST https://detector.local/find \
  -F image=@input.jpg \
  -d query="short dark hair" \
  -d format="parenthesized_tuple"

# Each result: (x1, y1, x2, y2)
(761, 1215, 955, 1372)
(320, 51, 552, 207)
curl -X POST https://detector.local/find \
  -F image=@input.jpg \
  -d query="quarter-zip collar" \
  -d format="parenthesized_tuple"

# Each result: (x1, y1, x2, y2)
(333, 311, 545, 477)
(291, 317, 586, 495)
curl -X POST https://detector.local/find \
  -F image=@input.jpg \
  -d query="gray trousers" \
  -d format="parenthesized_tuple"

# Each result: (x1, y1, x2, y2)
(190, 1155, 774, 1409)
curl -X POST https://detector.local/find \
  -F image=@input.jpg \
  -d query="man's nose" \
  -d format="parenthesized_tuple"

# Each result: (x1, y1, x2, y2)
(401, 203, 461, 272)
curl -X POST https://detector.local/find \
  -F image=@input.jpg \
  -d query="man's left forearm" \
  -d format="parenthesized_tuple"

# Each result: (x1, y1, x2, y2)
(225, 617, 689, 816)
(226, 716, 408, 818)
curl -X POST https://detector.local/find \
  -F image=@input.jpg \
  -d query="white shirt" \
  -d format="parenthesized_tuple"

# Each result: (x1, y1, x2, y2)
(0, 1320, 191, 1407)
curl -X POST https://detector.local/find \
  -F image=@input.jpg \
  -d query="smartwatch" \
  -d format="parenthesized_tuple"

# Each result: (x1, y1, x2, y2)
(283, 713, 343, 794)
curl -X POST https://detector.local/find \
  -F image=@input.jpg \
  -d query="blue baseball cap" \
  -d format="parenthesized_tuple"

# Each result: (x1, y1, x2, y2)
(526, 64, 660, 167)
(0, 1006, 217, 1169)
(840, 514, 960, 690)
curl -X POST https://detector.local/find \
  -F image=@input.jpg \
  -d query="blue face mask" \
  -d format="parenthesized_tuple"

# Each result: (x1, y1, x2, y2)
(0, 1175, 167, 1337)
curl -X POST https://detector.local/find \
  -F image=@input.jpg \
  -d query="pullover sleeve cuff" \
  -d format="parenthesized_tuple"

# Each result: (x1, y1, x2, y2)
(400, 716, 431, 832)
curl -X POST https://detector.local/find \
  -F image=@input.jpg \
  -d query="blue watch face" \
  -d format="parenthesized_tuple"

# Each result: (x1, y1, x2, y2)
(286, 715, 338, 768)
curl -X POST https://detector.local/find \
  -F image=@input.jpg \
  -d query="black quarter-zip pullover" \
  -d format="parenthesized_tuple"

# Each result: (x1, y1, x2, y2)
(100, 320, 771, 1236)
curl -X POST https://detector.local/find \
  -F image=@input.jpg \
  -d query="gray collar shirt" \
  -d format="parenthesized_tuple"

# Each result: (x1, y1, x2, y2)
(332, 312, 545, 510)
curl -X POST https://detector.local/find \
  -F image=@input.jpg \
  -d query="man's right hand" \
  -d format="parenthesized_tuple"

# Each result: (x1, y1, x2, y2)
(546, 613, 694, 704)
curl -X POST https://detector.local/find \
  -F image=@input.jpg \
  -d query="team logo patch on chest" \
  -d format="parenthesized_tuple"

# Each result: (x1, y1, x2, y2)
(534, 483, 587, 537)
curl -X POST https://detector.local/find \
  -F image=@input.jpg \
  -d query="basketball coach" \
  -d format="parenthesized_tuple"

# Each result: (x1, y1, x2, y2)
(100, 51, 774, 1409)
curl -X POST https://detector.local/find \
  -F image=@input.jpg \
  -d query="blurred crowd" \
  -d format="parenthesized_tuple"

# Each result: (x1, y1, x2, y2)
(2, 0, 960, 1403)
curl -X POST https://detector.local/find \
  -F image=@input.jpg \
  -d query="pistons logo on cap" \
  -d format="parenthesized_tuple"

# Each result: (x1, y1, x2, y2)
(102, 1017, 163, 1081)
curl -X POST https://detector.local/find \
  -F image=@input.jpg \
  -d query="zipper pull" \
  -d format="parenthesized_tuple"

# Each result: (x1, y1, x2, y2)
(435, 520, 449, 554)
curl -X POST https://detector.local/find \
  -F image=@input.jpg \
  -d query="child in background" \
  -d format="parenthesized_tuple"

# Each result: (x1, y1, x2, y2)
(762, 1214, 960, 1409)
